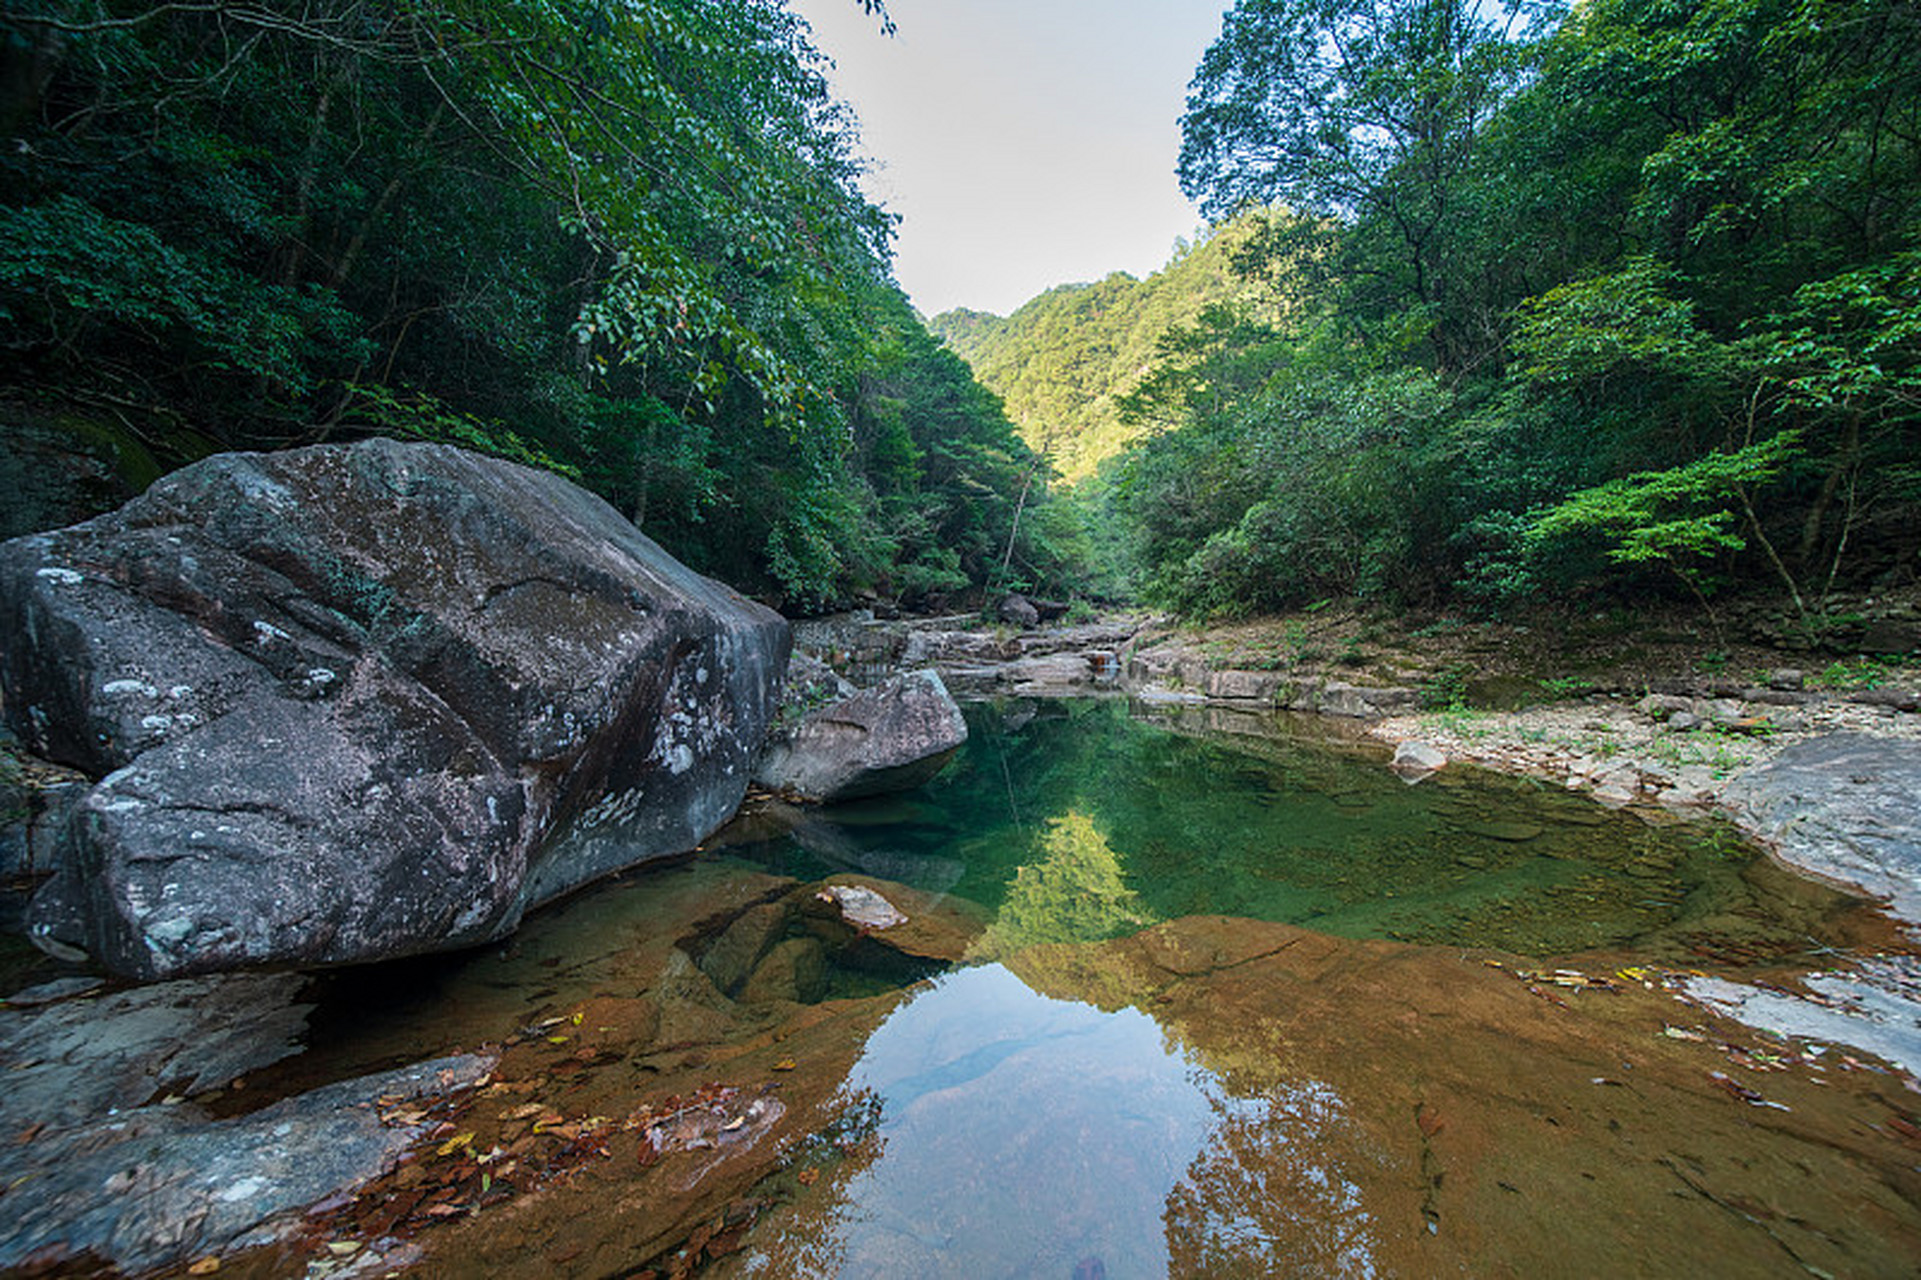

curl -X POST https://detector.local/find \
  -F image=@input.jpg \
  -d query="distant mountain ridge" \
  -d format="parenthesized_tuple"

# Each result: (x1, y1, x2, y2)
(927, 213, 1281, 483)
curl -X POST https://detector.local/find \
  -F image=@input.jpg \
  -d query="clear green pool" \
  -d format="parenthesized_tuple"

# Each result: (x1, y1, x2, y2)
(719, 698, 1852, 967)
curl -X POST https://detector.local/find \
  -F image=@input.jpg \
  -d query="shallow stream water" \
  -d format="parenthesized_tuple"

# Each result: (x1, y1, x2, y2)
(18, 697, 1920, 1277)
(720, 699, 1859, 966)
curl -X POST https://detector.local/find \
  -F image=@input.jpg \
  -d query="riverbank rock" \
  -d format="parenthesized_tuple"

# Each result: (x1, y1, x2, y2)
(1724, 733, 1921, 927)
(0, 439, 787, 979)
(0, 1049, 493, 1274)
(755, 669, 967, 802)
(1391, 740, 1446, 777)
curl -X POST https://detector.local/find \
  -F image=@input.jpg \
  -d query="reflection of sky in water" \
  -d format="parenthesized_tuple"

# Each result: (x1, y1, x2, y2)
(737, 964, 1378, 1279)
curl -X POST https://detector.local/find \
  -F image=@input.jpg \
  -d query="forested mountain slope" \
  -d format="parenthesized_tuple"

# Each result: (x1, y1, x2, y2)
(928, 212, 1289, 482)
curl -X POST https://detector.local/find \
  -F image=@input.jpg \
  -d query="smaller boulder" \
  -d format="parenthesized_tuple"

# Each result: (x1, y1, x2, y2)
(1638, 693, 1694, 718)
(997, 593, 1041, 628)
(754, 669, 968, 803)
(815, 883, 907, 930)
(1391, 740, 1447, 777)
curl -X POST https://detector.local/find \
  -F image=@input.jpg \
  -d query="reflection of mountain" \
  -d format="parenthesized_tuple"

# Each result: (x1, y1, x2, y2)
(967, 810, 1153, 962)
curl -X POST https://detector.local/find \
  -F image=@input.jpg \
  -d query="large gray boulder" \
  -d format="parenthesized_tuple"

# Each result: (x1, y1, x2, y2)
(0, 439, 788, 979)
(755, 669, 967, 802)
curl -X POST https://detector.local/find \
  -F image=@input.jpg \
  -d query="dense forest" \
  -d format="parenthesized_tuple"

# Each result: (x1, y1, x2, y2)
(3, 0, 1917, 631)
(1101, 0, 1921, 628)
(0, 0, 1078, 611)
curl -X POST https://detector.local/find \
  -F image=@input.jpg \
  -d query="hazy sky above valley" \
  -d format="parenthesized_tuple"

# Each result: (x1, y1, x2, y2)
(790, 0, 1230, 318)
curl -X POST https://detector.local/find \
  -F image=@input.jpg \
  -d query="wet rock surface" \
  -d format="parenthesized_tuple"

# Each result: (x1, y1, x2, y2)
(0, 969, 494, 1273)
(1724, 733, 1921, 926)
(0, 439, 787, 978)
(0, 972, 311, 1130)
(0, 1051, 494, 1274)
(755, 669, 967, 802)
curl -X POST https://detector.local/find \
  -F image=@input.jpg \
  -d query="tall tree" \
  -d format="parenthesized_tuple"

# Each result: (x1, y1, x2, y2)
(1179, 0, 1537, 370)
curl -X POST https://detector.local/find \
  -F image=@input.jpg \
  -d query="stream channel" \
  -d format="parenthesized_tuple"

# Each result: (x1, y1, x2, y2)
(24, 697, 1921, 1278)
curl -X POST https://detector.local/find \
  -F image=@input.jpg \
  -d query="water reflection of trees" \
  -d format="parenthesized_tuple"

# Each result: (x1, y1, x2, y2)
(967, 809, 1152, 961)
(1165, 1079, 1381, 1279)
(723, 1087, 887, 1278)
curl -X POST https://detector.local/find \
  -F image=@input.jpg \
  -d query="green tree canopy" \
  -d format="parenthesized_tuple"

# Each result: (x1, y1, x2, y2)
(0, 0, 1079, 609)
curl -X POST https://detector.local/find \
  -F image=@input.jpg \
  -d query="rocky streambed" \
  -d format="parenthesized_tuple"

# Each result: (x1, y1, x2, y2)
(5, 477, 1921, 1277)
(9, 693, 1921, 1277)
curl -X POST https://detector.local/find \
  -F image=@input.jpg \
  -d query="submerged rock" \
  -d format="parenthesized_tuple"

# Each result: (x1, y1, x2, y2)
(755, 668, 966, 802)
(1685, 956, 1921, 1077)
(815, 882, 907, 930)
(0, 439, 787, 979)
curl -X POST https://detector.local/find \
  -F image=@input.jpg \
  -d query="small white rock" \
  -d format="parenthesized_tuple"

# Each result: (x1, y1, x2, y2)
(817, 884, 906, 930)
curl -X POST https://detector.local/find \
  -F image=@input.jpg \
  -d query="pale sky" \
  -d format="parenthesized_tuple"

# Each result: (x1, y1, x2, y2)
(790, 0, 1230, 318)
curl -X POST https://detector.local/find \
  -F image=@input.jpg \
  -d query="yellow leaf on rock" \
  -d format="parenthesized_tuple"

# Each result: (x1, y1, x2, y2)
(187, 1259, 220, 1276)
(436, 1131, 476, 1157)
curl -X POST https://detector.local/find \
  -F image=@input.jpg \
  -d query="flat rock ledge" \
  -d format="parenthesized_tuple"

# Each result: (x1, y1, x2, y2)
(1367, 686, 1921, 813)
(0, 1052, 495, 1274)
(792, 612, 1133, 697)
(1722, 733, 1921, 927)
(0, 973, 494, 1274)
(1122, 643, 1420, 717)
